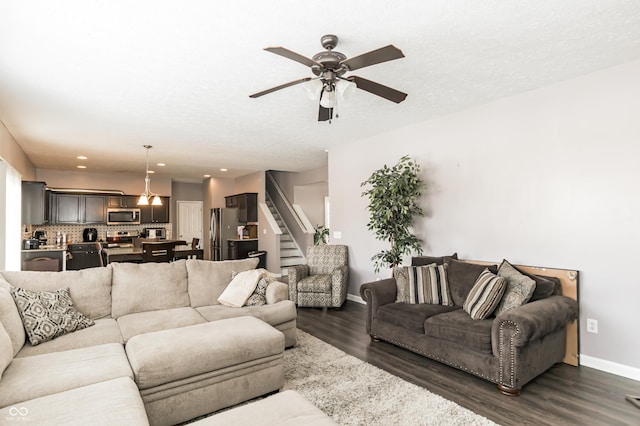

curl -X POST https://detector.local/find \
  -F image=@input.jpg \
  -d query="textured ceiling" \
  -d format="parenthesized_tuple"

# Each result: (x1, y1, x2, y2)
(1, 1, 639, 181)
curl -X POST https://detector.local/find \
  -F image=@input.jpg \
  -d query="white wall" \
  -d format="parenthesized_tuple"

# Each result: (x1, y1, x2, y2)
(329, 60, 640, 377)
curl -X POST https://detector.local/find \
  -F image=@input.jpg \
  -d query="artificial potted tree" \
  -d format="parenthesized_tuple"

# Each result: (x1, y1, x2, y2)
(313, 225, 330, 245)
(361, 155, 425, 273)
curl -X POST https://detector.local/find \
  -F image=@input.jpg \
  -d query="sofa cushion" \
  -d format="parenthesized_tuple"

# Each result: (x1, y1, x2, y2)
(0, 321, 12, 379)
(447, 259, 498, 306)
(377, 303, 460, 334)
(298, 274, 332, 293)
(186, 258, 259, 307)
(1, 267, 112, 319)
(463, 269, 507, 320)
(0, 283, 25, 356)
(0, 377, 149, 425)
(111, 260, 190, 318)
(424, 309, 493, 353)
(395, 264, 453, 305)
(411, 252, 458, 266)
(116, 307, 207, 341)
(196, 300, 297, 327)
(16, 318, 123, 358)
(0, 343, 133, 408)
(218, 269, 264, 307)
(494, 260, 536, 315)
(10, 287, 94, 345)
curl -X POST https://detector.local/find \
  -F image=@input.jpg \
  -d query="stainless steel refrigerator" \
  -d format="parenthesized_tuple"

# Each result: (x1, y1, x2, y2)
(209, 208, 241, 261)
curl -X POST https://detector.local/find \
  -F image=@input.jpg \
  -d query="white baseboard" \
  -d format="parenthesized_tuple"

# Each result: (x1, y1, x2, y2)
(346, 293, 365, 304)
(580, 355, 640, 382)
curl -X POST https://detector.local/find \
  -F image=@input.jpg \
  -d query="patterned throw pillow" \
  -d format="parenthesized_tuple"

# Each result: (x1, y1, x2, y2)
(9, 287, 94, 345)
(494, 260, 536, 315)
(245, 275, 270, 306)
(463, 269, 507, 320)
(395, 264, 453, 305)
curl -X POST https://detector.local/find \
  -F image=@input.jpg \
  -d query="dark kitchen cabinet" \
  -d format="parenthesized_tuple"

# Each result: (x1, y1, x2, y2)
(21, 181, 50, 225)
(227, 239, 258, 260)
(225, 195, 238, 208)
(225, 193, 257, 223)
(108, 195, 139, 208)
(238, 193, 258, 223)
(51, 194, 107, 224)
(140, 197, 170, 223)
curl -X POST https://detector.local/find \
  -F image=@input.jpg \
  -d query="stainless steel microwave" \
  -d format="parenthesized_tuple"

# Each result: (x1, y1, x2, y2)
(107, 208, 141, 225)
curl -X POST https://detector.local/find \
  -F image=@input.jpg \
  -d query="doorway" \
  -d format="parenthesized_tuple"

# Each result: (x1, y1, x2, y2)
(176, 201, 203, 249)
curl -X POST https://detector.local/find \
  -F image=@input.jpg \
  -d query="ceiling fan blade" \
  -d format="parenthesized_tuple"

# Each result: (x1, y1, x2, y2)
(348, 76, 407, 103)
(249, 77, 312, 98)
(264, 47, 321, 68)
(340, 45, 404, 71)
(318, 105, 333, 122)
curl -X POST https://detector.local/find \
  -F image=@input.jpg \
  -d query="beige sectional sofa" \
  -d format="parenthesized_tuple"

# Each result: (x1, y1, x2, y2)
(0, 258, 297, 425)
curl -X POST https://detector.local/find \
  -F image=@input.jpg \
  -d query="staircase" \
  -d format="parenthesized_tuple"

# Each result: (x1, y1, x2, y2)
(265, 198, 305, 273)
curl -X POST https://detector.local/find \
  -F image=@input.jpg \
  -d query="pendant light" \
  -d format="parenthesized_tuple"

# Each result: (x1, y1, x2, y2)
(138, 145, 162, 206)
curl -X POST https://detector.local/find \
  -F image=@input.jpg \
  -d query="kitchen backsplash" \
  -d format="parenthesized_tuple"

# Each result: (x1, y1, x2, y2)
(25, 224, 173, 244)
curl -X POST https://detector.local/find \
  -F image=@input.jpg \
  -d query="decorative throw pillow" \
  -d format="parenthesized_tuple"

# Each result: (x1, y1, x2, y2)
(218, 269, 263, 307)
(9, 287, 94, 346)
(494, 260, 536, 315)
(245, 275, 270, 306)
(463, 269, 507, 320)
(395, 264, 453, 305)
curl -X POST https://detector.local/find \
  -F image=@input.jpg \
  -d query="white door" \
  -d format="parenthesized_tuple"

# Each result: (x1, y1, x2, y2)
(177, 201, 203, 248)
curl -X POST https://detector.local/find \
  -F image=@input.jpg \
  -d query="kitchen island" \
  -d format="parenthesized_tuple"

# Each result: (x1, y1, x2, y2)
(103, 246, 203, 264)
(21, 246, 68, 271)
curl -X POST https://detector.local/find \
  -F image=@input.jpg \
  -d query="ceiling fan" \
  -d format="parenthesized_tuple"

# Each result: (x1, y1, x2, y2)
(249, 34, 407, 122)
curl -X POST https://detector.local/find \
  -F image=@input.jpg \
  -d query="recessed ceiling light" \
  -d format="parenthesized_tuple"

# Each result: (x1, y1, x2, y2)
(157, 163, 165, 167)
(203, 174, 211, 178)
(77, 165, 87, 169)
(220, 168, 228, 172)
(77, 155, 87, 160)
(148, 170, 155, 174)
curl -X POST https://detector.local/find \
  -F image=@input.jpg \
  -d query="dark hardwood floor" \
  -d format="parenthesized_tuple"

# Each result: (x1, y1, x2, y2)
(296, 301, 639, 426)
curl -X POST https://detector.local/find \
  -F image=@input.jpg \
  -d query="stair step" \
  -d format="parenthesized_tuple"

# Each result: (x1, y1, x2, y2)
(280, 241, 297, 249)
(280, 248, 302, 257)
(280, 257, 306, 267)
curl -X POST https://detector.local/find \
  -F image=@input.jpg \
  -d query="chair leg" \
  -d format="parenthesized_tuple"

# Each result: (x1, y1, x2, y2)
(322, 307, 327, 313)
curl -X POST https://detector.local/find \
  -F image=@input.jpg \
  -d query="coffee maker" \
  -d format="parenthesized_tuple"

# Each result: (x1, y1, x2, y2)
(32, 229, 47, 246)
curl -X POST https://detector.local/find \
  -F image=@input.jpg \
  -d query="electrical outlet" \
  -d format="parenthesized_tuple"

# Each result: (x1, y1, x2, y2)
(587, 318, 598, 334)
(333, 231, 342, 239)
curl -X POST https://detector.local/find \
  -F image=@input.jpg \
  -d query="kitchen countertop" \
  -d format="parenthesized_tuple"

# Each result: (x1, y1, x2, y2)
(21, 245, 68, 253)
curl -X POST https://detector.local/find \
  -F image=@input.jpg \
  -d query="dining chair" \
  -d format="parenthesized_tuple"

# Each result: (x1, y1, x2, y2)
(191, 238, 200, 249)
(142, 242, 175, 263)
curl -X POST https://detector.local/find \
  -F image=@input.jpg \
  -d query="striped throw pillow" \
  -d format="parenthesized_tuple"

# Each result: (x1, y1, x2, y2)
(405, 264, 453, 306)
(463, 269, 507, 320)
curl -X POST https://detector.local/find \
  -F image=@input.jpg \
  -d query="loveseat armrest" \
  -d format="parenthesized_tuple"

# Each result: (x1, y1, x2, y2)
(492, 295, 578, 348)
(360, 279, 397, 334)
(266, 281, 289, 304)
(286, 265, 309, 304)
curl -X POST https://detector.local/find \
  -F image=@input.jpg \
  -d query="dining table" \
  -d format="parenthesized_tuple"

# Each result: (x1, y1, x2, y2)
(103, 245, 204, 264)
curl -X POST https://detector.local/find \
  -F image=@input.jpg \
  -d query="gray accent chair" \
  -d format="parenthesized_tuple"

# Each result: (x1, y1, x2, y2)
(287, 245, 348, 310)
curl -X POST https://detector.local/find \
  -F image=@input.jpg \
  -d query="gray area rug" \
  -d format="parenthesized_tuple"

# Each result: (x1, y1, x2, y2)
(285, 330, 496, 426)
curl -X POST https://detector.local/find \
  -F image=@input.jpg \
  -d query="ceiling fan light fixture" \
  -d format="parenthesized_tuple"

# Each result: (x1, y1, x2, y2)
(319, 88, 337, 108)
(303, 79, 323, 100)
(336, 79, 357, 102)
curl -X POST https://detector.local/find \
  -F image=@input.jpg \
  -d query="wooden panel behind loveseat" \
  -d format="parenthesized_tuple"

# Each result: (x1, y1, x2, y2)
(465, 260, 579, 366)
